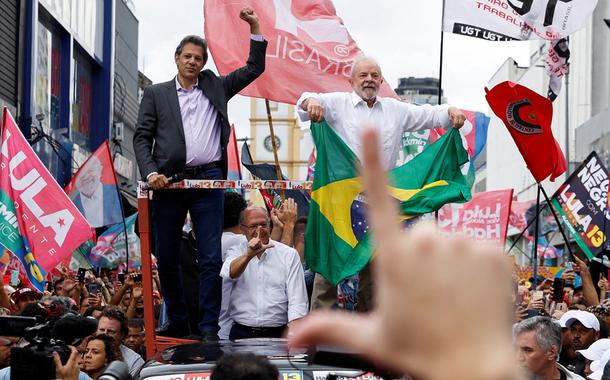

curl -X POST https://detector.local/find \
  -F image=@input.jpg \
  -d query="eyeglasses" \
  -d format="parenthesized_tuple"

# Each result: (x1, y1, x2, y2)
(241, 223, 270, 231)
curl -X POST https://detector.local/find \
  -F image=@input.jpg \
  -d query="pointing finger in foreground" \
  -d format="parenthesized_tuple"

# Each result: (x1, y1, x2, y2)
(360, 128, 403, 262)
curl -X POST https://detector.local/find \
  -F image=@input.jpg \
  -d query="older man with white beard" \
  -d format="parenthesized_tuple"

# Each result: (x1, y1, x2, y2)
(296, 56, 467, 311)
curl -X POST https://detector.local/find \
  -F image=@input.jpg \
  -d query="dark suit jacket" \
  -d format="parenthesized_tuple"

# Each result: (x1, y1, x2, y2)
(133, 39, 267, 180)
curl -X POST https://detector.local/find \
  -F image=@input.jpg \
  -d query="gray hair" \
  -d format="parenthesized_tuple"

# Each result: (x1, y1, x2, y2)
(513, 316, 562, 355)
(238, 206, 269, 226)
(350, 56, 382, 80)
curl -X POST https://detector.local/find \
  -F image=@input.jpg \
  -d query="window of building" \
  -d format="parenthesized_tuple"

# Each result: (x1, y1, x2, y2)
(35, 21, 63, 132)
(72, 49, 94, 149)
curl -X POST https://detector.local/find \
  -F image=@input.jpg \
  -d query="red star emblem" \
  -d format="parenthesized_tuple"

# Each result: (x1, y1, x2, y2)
(57, 218, 65, 227)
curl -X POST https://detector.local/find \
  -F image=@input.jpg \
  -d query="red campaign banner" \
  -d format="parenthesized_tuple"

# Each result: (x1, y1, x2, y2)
(204, 0, 397, 105)
(437, 189, 514, 244)
(64, 141, 122, 228)
(0, 108, 94, 275)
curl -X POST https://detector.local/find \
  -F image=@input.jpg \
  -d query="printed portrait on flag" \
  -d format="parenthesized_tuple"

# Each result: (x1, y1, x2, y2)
(66, 142, 122, 228)
(71, 156, 119, 227)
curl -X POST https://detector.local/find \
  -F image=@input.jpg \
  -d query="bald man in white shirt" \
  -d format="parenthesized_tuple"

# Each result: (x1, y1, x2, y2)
(297, 56, 467, 311)
(220, 206, 308, 339)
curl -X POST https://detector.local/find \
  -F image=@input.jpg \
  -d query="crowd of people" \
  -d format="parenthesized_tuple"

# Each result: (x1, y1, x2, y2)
(0, 3, 602, 379)
(510, 253, 610, 380)
(0, 268, 152, 379)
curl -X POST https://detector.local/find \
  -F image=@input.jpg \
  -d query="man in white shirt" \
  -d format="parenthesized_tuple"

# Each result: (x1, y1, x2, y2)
(220, 206, 308, 339)
(296, 56, 467, 311)
(218, 192, 248, 340)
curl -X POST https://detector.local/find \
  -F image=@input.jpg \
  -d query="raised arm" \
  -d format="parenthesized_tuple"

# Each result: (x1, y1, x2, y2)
(222, 7, 267, 99)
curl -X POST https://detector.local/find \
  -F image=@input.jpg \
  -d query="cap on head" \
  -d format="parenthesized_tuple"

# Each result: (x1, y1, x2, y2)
(563, 310, 600, 331)
(577, 338, 610, 361)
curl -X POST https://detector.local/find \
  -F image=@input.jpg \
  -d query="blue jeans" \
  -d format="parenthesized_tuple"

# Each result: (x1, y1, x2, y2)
(152, 168, 223, 334)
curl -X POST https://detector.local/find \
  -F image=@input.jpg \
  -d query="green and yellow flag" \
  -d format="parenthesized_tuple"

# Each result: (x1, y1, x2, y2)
(305, 121, 472, 285)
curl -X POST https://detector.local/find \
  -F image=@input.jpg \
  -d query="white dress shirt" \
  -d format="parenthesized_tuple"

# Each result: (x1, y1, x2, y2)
(218, 232, 247, 339)
(220, 239, 309, 327)
(175, 77, 222, 167)
(296, 91, 452, 169)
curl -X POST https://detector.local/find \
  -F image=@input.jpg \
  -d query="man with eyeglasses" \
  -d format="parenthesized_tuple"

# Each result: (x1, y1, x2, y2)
(220, 206, 308, 339)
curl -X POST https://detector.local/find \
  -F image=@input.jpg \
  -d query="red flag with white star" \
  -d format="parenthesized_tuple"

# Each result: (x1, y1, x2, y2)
(0, 108, 93, 290)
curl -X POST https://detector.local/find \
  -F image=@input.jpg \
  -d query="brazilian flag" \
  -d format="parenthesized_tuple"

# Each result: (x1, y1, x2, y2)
(305, 121, 472, 285)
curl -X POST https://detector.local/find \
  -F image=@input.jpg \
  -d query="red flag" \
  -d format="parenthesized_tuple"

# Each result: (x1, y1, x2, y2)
(485, 82, 566, 182)
(306, 148, 316, 181)
(204, 0, 397, 104)
(227, 125, 242, 181)
(507, 200, 535, 236)
(437, 189, 513, 245)
(0, 108, 93, 287)
(65, 141, 122, 228)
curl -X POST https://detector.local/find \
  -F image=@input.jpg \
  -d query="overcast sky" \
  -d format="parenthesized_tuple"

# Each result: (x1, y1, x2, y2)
(133, 0, 531, 138)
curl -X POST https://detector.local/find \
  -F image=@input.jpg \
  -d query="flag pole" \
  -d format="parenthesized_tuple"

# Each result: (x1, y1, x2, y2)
(264, 99, 285, 201)
(533, 183, 541, 289)
(538, 185, 575, 260)
(506, 203, 549, 255)
(564, 39, 571, 176)
(437, 0, 446, 105)
(107, 142, 129, 270)
(434, 0, 445, 225)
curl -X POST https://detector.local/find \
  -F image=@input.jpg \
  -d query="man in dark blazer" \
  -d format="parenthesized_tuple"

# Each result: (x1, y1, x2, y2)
(133, 7, 266, 340)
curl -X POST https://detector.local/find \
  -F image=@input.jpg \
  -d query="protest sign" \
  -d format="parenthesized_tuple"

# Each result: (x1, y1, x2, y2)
(438, 189, 513, 244)
(551, 152, 609, 260)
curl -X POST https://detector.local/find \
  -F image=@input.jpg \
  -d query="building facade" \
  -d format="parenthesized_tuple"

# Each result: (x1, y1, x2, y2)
(3, 0, 141, 195)
(249, 98, 313, 180)
(0, 0, 20, 117)
(394, 76, 447, 105)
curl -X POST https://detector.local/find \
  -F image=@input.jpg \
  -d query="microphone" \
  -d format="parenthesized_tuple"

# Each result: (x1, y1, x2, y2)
(145, 172, 186, 190)
(166, 172, 187, 184)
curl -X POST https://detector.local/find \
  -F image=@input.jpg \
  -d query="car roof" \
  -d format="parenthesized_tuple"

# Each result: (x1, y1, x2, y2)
(138, 339, 403, 380)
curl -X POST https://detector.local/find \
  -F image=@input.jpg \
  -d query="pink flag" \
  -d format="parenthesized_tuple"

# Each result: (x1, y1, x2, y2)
(204, 0, 397, 104)
(437, 189, 514, 245)
(65, 141, 122, 227)
(0, 108, 93, 289)
(508, 200, 535, 236)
